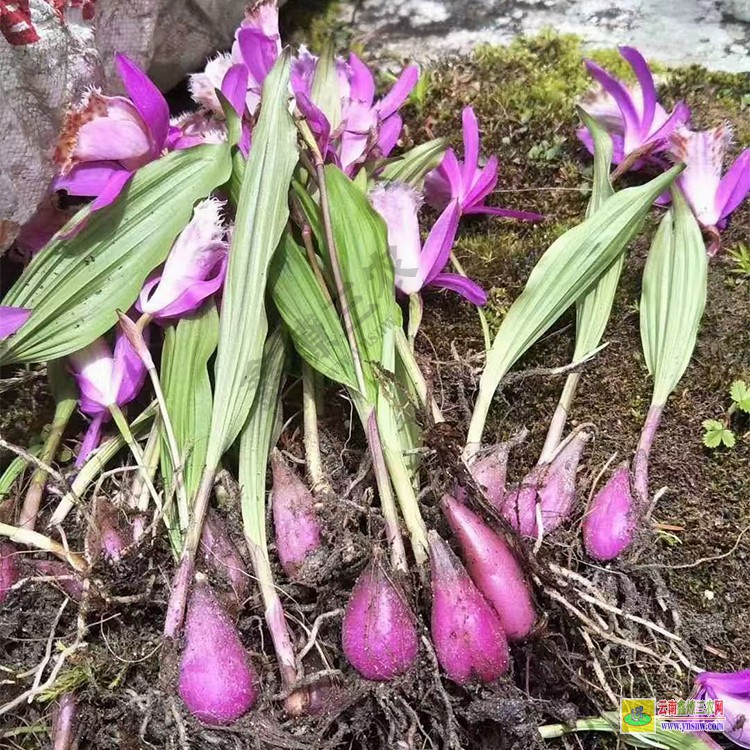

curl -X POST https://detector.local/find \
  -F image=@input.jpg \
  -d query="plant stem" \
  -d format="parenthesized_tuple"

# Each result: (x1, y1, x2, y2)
(633, 402, 664, 507)
(0, 522, 86, 572)
(49, 403, 157, 527)
(244, 535, 307, 715)
(302, 362, 330, 495)
(407, 293, 423, 349)
(394, 327, 444, 423)
(108, 403, 161, 513)
(130, 418, 161, 510)
(451, 252, 491, 352)
(364, 411, 409, 572)
(539, 371, 581, 463)
(19, 397, 76, 530)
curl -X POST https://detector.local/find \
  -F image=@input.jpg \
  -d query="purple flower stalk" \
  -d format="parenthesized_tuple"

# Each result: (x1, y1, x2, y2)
(670, 124, 750, 253)
(0, 542, 20, 603)
(0, 306, 31, 340)
(369, 181, 487, 304)
(502, 428, 590, 538)
(54, 54, 170, 212)
(342, 554, 419, 681)
(428, 531, 509, 685)
(441, 494, 535, 641)
(694, 669, 750, 748)
(179, 577, 259, 724)
(270, 449, 323, 579)
(582, 463, 636, 561)
(424, 107, 542, 221)
(68, 331, 149, 466)
(578, 46, 690, 170)
(137, 198, 228, 321)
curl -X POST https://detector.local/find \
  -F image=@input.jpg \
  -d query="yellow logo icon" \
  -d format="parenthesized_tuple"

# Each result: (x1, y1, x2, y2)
(620, 698, 656, 733)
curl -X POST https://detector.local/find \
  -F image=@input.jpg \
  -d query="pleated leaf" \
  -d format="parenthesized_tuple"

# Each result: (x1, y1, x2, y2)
(324, 164, 397, 392)
(206, 52, 298, 468)
(573, 109, 623, 360)
(0, 143, 231, 365)
(379, 137, 448, 188)
(640, 189, 707, 407)
(269, 233, 358, 389)
(467, 164, 683, 447)
(238, 328, 287, 553)
(161, 302, 220, 501)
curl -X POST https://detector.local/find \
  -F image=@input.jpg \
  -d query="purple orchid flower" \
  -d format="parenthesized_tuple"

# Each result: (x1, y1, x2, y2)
(577, 46, 690, 169)
(424, 107, 542, 221)
(0, 306, 31, 340)
(137, 198, 228, 321)
(293, 48, 419, 174)
(69, 330, 149, 466)
(167, 111, 228, 152)
(670, 124, 750, 254)
(54, 54, 170, 213)
(369, 181, 486, 305)
(694, 669, 750, 748)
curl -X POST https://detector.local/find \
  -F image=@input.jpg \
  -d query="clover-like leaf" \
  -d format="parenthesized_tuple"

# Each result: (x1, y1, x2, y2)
(730, 380, 750, 413)
(702, 419, 735, 449)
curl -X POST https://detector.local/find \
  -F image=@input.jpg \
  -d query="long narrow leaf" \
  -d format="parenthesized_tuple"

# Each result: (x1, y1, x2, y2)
(161, 303, 220, 501)
(573, 110, 621, 359)
(1, 144, 231, 364)
(379, 137, 448, 188)
(206, 52, 298, 467)
(269, 233, 358, 389)
(640, 189, 707, 407)
(467, 164, 683, 448)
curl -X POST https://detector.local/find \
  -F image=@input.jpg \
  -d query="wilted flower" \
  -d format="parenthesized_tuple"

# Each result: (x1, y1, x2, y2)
(694, 669, 750, 747)
(0, 306, 31, 340)
(69, 332, 149, 465)
(425, 107, 542, 221)
(578, 46, 690, 169)
(369, 181, 487, 305)
(670, 124, 750, 252)
(54, 54, 170, 212)
(137, 198, 228, 321)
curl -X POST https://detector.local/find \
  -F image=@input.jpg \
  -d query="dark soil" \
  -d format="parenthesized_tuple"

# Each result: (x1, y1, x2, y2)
(2, 30, 750, 750)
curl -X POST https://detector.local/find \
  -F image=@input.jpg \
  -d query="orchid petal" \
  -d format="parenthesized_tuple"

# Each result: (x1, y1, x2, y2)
(75, 412, 107, 468)
(584, 60, 640, 140)
(439, 150, 465, 200)
(421, 200, 461, 284)
(112, 327, 149, 406)
(377, 113, 402, 157)
(461, 107, 480, 186)
(618, 46, 657, 133)
(90, 170, 133, 213)
(429, 272, 488, 306)
(424, 165, 453, 211)
(696, 669, 750, 695)
(73, 110, 152, 168)
(647, 101, 691, 146)
(239, 125, 252, 158)
(115, 54, 170, 149)
(296, 92, 331, 151)
(221, 64, 250, 117)
(462, 155, 498, 209)
(53, 161, 124, 197)
(717, 148, 750, 222)
(348, 53, 376, 106)
(0, 306, 32, 340)
(237, 28, 278, 87)
(70, 338, 117, 411)
(377, 65, 419, 119)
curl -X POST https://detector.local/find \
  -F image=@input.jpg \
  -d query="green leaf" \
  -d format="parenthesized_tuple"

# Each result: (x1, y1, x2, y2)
(0, 143, 231, 365)
(216, 90, 242, 147)
(206, 52, 298, 468)
(238, 328, 287, 552)
(467, 164, 683, 447)
(640, 189, 707, 408)
(269, 233, 358, 389)
(573, 110, 623, 360)
(161, 303, 220, 502)
(324, 164, 397, 393)
(730, 380, 750, 412)
(310, 42, 342, 131)
(0, 444, 42, 500)
(702, 419, 734, 449)
(379, 138, 448, 188)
